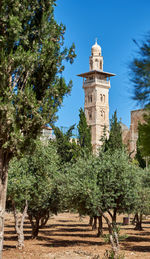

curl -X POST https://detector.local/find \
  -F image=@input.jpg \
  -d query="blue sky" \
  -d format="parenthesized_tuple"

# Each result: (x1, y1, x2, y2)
(54, 0, 150, 129)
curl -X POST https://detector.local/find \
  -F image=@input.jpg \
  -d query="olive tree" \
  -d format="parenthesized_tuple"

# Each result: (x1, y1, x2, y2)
(61, 150, 138, 257)
(7, 140, 60, 247)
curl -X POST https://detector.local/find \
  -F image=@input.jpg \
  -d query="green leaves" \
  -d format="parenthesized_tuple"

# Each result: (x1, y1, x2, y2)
(129, 34, 150, 159)
(130, 32, 150, 106)
(61, 149, 138, 217)
(100, 111, 123, 153)
(138, 112, 150, 157)
(53, 125, 81, 163)
(7, 139, 60, 213)
(0, 0, 76, 157)
(77, 108, 92, 153)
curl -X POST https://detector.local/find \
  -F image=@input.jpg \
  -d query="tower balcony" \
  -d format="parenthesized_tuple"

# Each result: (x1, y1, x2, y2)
(83, 78, 110, 87)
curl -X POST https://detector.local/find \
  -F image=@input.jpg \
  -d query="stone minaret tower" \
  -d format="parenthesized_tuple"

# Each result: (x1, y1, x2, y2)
(78, 40, 115, 153)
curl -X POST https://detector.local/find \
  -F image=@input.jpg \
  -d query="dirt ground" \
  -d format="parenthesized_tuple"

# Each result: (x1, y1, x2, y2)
(3, 212, 150, 259)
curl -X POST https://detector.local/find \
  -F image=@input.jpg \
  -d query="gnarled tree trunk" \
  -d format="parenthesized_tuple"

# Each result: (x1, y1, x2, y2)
(92, 216, 97, 230)
(98, 208, 120, 258)
(0, 150, 10, 259)
(28, 214, 40, 239)
(134, 213, 143, 230)
(28, 210, 50, 239)
(103, 213, 119, 258)
(132, 213, 138, 225)
(40, 211, 49, 227)
(89, 216, 93, 226)
(97, 216, 103, 237)
(12, 200, 28, 249)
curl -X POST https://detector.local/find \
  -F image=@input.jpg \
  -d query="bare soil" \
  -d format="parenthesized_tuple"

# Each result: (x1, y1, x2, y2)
(3, 212, 150, 259)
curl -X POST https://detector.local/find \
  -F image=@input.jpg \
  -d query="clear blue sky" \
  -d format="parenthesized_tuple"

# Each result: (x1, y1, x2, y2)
(54, 0, 150, 129)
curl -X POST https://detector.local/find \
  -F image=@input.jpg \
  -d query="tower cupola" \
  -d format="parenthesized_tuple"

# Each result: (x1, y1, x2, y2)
(91, 39, 101, 56)
(90, 39, 103, 71)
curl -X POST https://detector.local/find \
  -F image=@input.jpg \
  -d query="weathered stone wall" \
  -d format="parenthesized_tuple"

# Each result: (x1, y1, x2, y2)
(122, 109, 146, 158)
(129, 109, 146, 158)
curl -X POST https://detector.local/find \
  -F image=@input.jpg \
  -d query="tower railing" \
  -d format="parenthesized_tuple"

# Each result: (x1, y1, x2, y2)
(84, 78, 110, 86)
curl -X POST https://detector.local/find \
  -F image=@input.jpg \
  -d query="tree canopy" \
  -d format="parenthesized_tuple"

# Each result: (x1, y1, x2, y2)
(60, 149, 138, 256)
(8, 139, 60, 240)
(0, 0, 76, 157)
(129, 33, 150, 159)
(61, 149, 138, 219)
(129, 32, 150, 107)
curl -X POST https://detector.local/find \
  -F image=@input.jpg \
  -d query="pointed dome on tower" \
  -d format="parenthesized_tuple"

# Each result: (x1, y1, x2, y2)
(91, 39, 101, 56)
(89, 39, 103, 70)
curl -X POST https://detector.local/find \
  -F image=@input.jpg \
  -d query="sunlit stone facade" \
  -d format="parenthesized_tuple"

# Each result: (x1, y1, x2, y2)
(121, 109, 147, 158)
(78, 40, 115, 153)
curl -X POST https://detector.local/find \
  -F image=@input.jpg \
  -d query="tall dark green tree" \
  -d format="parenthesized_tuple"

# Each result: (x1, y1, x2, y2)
(129, 32, 150, 159)
(129, 33, 150, 106)
(53, 125, 80, 163)
(0, 0, 76, 255)
(101, 111, 123, 153)
(135, 136, 146, 168)
(138, 113, 150, 158)
(77, 108, 92, 153)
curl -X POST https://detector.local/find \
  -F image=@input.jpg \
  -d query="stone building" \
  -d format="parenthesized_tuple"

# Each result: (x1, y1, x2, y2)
(41, 126, 55, 141)
(121, 109, 146, 158)
(78, 40, 115, 153)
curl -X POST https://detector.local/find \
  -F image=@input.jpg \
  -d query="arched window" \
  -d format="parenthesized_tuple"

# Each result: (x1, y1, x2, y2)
(100, 110, 105, 119)
(100, 94, 103, 102)
(95, 59, 99, 69)
(89, 111, 92, 120)
(100, 61, 102, 69)
(100, 94, 105, 103)
(88, 95, 92, 103)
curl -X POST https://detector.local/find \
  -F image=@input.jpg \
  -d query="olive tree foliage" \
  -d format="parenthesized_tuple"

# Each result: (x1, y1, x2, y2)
(133, 167, 150, 230)
(98, 151, 138, 221)
(27, 140, 61, 239)
(0, 0, 75, 254)
(60, 150, 138, 257)
(60, 155, 100, 217)
(7, 157, 33, 249)
(7, 139, 60, 245)
(99, 111, 126, 224)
